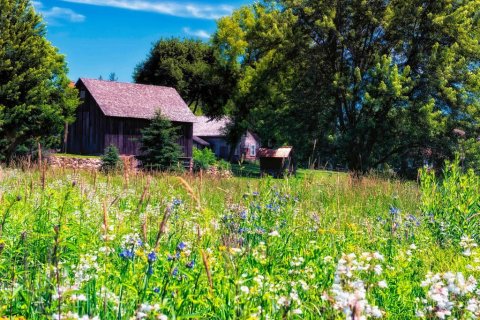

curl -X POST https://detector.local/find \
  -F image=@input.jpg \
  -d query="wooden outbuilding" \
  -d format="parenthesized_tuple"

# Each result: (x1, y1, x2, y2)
(193, 116, 261, 161)
(258, 146, 294, 177)
(66, 78, 197, 158)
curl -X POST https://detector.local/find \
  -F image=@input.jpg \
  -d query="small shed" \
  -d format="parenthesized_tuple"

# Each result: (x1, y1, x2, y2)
(258, 146, 294, 177)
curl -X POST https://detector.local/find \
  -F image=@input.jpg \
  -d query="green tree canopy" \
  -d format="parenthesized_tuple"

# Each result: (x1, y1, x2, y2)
(138, 111, 182, 170)
(0, 0, 79, 161)
(213, 0, 480, 173)
(133, 38, 235, 116)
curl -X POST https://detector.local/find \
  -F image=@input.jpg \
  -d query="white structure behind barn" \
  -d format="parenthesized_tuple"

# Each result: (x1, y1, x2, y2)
(193, 116, 261, 161)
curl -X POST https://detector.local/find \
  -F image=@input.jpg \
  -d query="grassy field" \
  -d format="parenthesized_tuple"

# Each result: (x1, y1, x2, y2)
(0, 164, 478, 319)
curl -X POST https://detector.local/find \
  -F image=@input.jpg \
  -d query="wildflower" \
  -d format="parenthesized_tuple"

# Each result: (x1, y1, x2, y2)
(292, 308, 302, 315)
(186, 260, 195, 269)
(119, 249, 134, 260)
(172, 267, 178, 276)
(153, 287, 160, 293)
(176, 242, 187, 252)
(378, 280, 388, 288)
(148, 252, 157, 263)
(172, 198, 182, 206)
(389, 206, 400, 216)
(268, 230, 280, 237)
(240, 286, 250, 294)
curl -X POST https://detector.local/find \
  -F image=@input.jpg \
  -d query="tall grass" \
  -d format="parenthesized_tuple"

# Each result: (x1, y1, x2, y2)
(0, 166, 477, 319)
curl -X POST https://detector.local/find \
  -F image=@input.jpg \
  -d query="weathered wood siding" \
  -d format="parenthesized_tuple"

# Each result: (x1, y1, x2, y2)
(104, 117, 149, 156)
(66, 82, 106, 155)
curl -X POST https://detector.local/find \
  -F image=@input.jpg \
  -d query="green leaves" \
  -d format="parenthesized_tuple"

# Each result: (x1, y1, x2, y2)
(0, 0, 79, 160)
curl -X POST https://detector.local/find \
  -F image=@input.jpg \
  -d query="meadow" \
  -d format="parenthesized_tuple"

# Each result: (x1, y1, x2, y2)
(0, 162, 478, 319)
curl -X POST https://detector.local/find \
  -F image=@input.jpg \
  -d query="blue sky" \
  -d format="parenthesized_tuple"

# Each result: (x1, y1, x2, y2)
(33, 0, 251, 82)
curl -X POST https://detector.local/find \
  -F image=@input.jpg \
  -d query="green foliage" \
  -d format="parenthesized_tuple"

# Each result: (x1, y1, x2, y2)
(2, 165, 480, 318)
(100, 145, 122, 173)
(213, 0, 480, 173)
(138, 111, 182, 170)
(192, 147, 216, 171)
(420, 158, 480, 245)
(133, 38, 235, 116)
(0, 0, 79, 161)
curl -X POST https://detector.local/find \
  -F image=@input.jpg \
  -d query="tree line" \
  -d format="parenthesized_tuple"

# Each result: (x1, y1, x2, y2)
(135, 0, 480, 175)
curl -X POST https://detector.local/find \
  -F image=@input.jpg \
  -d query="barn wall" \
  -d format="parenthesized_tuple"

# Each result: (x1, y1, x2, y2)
(66, 82, 106, 155)
(104, 119, 193, 157)
(175, 122, 193, 158)
(104, 117, 149, 156)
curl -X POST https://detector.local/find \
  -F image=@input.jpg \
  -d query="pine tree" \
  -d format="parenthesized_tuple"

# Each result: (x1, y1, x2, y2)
(138, 111, 182, 170)
(101, 145, 122, 173)
(0, 0, 79, 161)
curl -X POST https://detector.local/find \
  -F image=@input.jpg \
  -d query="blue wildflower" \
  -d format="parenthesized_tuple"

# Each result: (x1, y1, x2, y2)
(186, 260, 195, 269)
(148, 252, 157, 263)
(119, 249, 134, 260)
(252, 191, 259, 196)
(137, 240, 144, 247)
(240, 211, 247, 220)
(172, 198, 182, 206)
(389, 206, 400, 216)
(238, 227, 248, 234)
(176, 242, 187, 252)
(172, 267, 178, 276)
(153, 287, 160, 293)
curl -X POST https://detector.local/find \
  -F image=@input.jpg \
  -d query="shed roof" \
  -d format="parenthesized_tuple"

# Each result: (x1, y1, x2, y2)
(258, 146, 293, 158)
(193, 116, 229, 137)
(78, 78, 197, 123)
(193, 136, 210, 146)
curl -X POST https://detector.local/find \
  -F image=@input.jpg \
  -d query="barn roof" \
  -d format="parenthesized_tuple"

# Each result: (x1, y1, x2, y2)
(78, 78, 197, 123)
(258, 146, 293, 158)
(193, 116, 229, 137)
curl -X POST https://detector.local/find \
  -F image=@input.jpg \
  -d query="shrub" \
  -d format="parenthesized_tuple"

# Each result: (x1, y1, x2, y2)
(217, 159, 231, 171)
(138, 111, 182, 171)
(420, 158, 480, 244)
(193, 147, 216, 171)
(101, 145, 122, 173)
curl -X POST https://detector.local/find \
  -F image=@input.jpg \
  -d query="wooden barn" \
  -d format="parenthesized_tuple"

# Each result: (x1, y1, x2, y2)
(258, 146, 294, 177)
(66, 78, 197, 158)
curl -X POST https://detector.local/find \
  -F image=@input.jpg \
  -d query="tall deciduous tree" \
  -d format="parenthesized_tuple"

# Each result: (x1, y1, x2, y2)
(133, 38, 234, 116)
(0, 0, 79, 161)
(214, 0, 480, 173)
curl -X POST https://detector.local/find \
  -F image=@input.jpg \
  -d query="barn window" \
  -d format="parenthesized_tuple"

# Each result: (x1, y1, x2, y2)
(250, 144, 256, 156)
(80, 90, 86, 99)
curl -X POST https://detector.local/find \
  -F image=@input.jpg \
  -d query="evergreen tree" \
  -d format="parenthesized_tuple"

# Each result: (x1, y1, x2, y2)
(101, 145, 122, 173)
(138, 111, 182, 170)
(0, 0, 79, 161)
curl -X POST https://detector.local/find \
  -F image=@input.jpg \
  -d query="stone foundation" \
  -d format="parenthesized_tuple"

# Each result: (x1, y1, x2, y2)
(48, 155, 139, 171)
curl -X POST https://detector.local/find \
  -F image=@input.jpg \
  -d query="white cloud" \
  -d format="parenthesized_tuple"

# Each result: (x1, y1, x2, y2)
(33, 1, 86, 23)
(61, 0, 233, 20)
(183, 27, 210, 39)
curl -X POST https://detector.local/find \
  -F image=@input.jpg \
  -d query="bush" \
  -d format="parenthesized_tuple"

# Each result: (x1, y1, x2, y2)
(420, 157, 480, 245)
(193, 147, 216, 171)
(217, 159, 231, 171)
(138, 111, 182, 171)
(101, 145, 122, 173)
